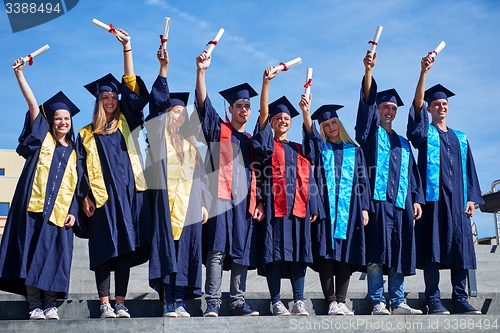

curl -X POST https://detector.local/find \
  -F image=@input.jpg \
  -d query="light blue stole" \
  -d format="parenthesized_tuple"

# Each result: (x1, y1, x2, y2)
(321, 142, 356, 249)
(426, 125, 468, 208)
(373, 127, 411, 209)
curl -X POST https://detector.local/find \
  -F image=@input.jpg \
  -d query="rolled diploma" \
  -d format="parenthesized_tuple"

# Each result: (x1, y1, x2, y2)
(92, 18, 131, 42)
(370, 26, 383, 52)
(304, 68, 313, 97)
(430, 41, 446, 57)
(270, 57, 302, 74)
(205, 28, 224, 55)
(12, 44, 50, 69)
(160, 17, 170, 59)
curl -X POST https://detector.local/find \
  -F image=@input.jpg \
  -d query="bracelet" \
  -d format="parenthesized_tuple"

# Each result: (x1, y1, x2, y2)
(123, 49, 132, 53)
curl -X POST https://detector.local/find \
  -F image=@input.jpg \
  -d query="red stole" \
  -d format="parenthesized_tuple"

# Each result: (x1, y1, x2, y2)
(218, 121, 257, 215)
(272, 141, 310, 219)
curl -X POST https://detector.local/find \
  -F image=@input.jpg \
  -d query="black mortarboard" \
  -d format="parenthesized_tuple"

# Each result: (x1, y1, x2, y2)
(376, 88, 404, 107)
(424, 84, 455, 104)
(218, 83, 258, 105)
(40, 91, 80, 120)
(84, 73, 121, 98)
(268, 96, 299, 119)
(311, 104, 344, 123)
(169, 92, 190, 107)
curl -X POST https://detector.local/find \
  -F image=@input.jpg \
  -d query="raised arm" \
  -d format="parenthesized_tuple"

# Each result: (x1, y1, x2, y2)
(195, 51, 211, 110)
(413, 54, 434, 114)
(362, 50, 376, 104)
(258, 67, 278, 131)
(299, 93, 313, 133)
(158, 49, 169, 78)
(13, 58, 38, 127)
(114, 28, 134, 77)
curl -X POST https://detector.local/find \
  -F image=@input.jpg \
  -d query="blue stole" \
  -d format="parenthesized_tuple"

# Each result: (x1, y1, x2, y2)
(373, 127, 410, 209)
(426, 125, 468, 208)
(321, 142, 355, 249)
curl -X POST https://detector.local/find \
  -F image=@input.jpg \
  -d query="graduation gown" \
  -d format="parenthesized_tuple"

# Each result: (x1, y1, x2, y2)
(303, 124, 369, 270)
(76, 76, 151, 270)
(192, 94, 259, 268)
(145, 76, 211, 299)
(0, 112, 77, 298)
(252, 122, 318, 276)
(355, 78, 424, 275)
(407, 104, 483, 269)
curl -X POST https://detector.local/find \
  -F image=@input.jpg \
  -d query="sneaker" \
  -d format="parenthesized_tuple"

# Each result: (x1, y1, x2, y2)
(163, 303, 177, 317)
(452, 299, 481, 315)
(44, 307, 59, 320)
(291, 300, 309, 316)
(272, 301, 290, 316)
(427, 299, 450, 315)
(203, 300, 220, 317)
(392, 303, 423, 315)
(100, 302, 116, 318)
(336, 302, 354, 315)
(372, 302, 390, 315)
(29, 308, 46, 320)
(230, 303, 259, 316)
(174, 299, 191, 317)
(114, 301, 130, 318)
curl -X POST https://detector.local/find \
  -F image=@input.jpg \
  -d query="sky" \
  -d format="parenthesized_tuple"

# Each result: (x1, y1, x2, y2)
(0, 0, 499, 238)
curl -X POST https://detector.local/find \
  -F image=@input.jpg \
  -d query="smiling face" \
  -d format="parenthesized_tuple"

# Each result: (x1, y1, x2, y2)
(52, 109, 72, 138)
(426, 98, 448, 122)
(377, 101, 398, 124)
(100, 91, 118, 115)
(168, 105, 187, 130)
(270, 112, 292, 136)
(320, 117, 340, 142)
(229, 98, 251, 126)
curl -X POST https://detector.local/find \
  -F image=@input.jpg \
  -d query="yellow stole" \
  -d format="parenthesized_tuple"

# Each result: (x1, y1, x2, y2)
(27, 133, 77, 227)
(166, 133, 196, 240)
(79, 113, 147, 208)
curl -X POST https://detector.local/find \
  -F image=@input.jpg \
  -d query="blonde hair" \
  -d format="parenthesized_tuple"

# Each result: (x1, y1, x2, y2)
(166, 106, 201, 168)
(319, 117, 355, 144)
(92, 92, 121, 135)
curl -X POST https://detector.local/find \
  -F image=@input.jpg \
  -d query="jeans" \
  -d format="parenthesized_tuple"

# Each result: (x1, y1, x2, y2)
(367, 262, 404, 308)
(265, 261, 306, 303)
(163, 273, 186, 304)
(423, 261, 468, 301)
(205, 250, 247, 306)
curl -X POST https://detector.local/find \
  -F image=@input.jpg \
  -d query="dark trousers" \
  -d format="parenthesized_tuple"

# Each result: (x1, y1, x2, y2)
(266, 261, 306, 303)
(316, 258, 352, 303)
(94, 255, 131, 298)
(26, 285, 57, 311)
(423, 261, 467, 301)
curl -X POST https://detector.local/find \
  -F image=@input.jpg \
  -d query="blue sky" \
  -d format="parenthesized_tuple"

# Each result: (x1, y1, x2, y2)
(1, 0, 499, 238)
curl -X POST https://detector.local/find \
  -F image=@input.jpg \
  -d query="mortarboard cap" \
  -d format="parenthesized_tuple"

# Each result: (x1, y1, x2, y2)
(84, 73, 121, 98)
(376, 88, 404, 107)
(311, 104, 344, 123)
(40, 91, 80, 120)
(424, 84, 455, 104)
(219, 83, 258, 105)
(268, 96, 299, 120)
(169, 92, 190, 107)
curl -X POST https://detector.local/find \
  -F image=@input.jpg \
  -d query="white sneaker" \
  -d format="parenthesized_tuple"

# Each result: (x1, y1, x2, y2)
(272, 301, 291, 316)
(44, 307, 59, 320)
(328, 301, 340, 315)
(114, 301, 131, 318)
(337, 302, 354, 315)
(291, 300, 309, 316)
(392, 302, 423, 315)
(372, 302, 390, 315)
(29, 308, 46, 320)
(100, 302, 116, 318)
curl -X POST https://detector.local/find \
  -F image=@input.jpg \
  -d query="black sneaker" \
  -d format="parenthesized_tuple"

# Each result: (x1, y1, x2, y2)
(452, 299, 481, 314)
(427, 298, 450, 315)
(230, 303, 259, 316)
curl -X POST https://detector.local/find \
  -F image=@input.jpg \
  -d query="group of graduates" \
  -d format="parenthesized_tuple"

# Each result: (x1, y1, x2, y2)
(0, 26, 484, 320)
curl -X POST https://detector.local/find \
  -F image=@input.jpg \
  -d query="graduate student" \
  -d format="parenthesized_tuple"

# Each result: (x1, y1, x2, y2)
(146, 50, 210, 318)
(252, 68, 318, 316)
(356, 50, 424, 315)
(0, 59, 80, 320)
(194, 51, 264, 317)
(300, 95, 370, 316)
(77, 28, 150, 319)
(407, 54, 484, 315)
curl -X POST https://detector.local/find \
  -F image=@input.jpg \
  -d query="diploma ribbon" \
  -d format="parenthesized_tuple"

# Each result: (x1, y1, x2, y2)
(368, 40, 378, 45)
(27, 54, 34, 66)
(428, 50, 437, 56)
(108, 23, 118, 37)
(160, 34, 168, 44)
(304, 79, 312, 88)
(206, 40, 218, 47)
(279, 62, 289, 71)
